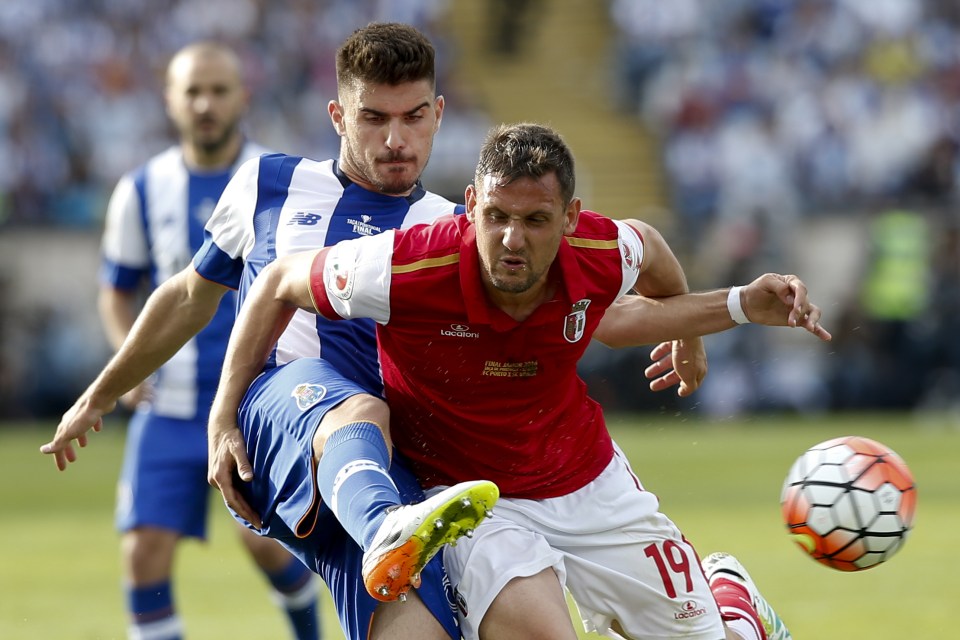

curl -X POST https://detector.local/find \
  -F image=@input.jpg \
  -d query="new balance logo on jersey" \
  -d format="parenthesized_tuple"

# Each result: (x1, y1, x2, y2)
(347, 214, 381, 236)
(288, 212, 323, 225)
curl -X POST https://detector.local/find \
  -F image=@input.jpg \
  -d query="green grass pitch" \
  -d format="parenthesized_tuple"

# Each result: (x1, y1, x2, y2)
(3, 413, 957, 638)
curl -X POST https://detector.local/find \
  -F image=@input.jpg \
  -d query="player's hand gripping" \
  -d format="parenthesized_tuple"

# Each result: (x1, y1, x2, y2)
(645, 338, 707, 397)
(208, 421, 262, 529)
(39, 394, 116, 470)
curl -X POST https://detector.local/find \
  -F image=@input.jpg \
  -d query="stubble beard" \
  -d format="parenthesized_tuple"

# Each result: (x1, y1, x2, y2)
(192, 118, 239, 156)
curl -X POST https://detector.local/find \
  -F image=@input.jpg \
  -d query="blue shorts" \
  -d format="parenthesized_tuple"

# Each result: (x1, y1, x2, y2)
(116, 411, 210, 538)
(236, 357, 460, 640)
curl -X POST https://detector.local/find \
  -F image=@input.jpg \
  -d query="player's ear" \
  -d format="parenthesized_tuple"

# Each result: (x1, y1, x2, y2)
(433, 95, 444, 133)
(465, 183, 477, 222)
(563, 197, 582, 235)
(329, 100, 346, 136)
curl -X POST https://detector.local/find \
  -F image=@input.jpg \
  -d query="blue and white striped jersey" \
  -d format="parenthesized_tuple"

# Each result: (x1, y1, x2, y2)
(193, 154, 463, 396)
(100, 141, 269, 420)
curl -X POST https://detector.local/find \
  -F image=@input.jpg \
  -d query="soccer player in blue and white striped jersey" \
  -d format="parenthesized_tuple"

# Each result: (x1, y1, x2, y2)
(96, 42, 321, 640)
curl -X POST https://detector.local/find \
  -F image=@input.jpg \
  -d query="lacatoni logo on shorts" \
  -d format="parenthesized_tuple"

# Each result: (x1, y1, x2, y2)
(440, 323, 480, 339)
(563, 298, 591, 343)
(674, 599, 707, 620)
(292, 383, 327, 411)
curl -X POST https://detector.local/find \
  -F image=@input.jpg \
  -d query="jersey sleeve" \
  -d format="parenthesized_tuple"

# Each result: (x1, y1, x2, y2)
(99, 173, 148, 290)
(192, 156, 261, 288)
(612, 219, 644, 301)
(310, 230, 396, 324)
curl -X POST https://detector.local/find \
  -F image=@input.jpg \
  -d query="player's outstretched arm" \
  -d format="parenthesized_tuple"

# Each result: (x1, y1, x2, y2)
(594, 273, 832, 396)
(40, 268, 228, 470)
(595, 273, 832, 349)
(208, 250, 317, 527)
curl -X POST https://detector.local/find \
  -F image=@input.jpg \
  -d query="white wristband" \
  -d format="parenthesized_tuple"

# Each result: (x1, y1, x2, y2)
(727, 286, 750, 325)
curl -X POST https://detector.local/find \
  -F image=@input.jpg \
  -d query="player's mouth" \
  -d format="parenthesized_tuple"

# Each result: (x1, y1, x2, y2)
(499, 255, 527, 272)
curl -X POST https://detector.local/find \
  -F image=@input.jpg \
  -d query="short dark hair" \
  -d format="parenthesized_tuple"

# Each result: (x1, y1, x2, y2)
(336, 22, 436, 92)
(474, 123, 576, 204)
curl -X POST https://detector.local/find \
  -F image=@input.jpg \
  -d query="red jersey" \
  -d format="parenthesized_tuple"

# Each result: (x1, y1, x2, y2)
(311, 212, 644, 499)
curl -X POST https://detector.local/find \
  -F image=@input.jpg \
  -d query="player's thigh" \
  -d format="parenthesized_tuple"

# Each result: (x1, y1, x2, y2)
(239, 358, 372, 537)
(480, 568, 578, 640)
(562, 524, 722, 639)
(552, 451, 723, 639)
(369, 592, 451, 640)
(436, 501, 568, 640)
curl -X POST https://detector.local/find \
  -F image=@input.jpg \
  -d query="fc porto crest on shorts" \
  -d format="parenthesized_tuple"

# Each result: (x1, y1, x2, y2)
(291, 383, 327, 411)
(563, 298, 591, 343)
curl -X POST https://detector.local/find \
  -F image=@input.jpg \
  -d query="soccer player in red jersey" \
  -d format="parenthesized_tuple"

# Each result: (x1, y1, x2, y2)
(209, 123, 829, 640)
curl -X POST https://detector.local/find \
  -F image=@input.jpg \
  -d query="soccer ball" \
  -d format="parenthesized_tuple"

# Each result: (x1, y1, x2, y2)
(780, 435, 917, 571)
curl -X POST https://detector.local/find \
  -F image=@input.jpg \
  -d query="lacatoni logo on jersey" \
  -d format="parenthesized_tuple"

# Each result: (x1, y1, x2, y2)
(291, 383, 327, 411)
(289, 212, 323, 225)
(563, 298, 591, 343)
(347, 214, 381, 236)
(440, 323, 480, 339)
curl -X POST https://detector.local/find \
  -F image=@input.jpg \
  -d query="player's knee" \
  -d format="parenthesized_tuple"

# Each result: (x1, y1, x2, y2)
(315, 393, 391, 450)
(122, 528, 178, 582)
(326, 394, 390, 433)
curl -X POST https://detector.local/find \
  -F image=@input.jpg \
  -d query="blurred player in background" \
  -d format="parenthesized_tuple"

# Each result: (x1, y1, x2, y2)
(96, 42, 320, 640)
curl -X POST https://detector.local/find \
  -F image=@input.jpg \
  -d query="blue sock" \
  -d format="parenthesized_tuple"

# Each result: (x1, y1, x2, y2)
(266, 558, 321, 640)
(127, 580, 183, 639)
(316, 421, 399, 550)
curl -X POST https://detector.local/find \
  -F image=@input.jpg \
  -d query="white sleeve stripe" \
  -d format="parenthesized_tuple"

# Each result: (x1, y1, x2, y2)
(612, 219, 643, 300)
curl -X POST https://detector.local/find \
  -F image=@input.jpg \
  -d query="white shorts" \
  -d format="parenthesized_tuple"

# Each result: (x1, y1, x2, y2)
(433, 445, 725, 640)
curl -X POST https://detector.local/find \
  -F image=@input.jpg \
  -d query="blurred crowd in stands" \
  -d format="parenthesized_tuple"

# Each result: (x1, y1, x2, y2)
(0, 0, 483, 229)
(600, 0, 960, 419)
(3, 0, 960, 420)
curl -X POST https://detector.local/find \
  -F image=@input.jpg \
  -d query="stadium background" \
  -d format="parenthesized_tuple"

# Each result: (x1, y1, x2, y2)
(1, 1, 958, 638)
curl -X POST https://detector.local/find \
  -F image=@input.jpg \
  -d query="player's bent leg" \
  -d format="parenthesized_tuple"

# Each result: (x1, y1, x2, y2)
(479, 569, 579, 640)
(237, 523, 322, 640)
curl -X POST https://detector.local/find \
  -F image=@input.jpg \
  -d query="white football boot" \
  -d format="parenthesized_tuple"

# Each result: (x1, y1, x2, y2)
(361, 480, 499, 601)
